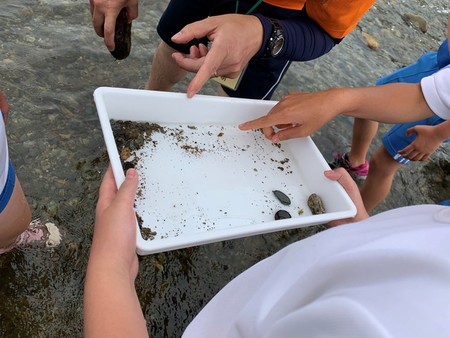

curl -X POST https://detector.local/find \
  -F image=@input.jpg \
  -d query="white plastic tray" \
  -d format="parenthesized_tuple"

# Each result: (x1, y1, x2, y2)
(94, 87, 356, 255)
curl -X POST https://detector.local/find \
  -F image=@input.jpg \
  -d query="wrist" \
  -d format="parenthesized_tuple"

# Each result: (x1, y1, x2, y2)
(88, 250, 138, 282)
(434, 122, 450, 141)
(329, 88, 353, 118)
(247, 15, 265, 58)
(252, 14, 273, 58)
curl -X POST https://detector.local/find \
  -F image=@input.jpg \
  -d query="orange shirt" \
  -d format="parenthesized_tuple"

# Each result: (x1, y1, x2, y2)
(262, 0, 375, 39)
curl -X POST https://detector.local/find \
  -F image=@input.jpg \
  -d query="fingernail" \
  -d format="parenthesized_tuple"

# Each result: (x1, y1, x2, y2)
(126, 168, 136, 178)
(272, 135, 280, 143)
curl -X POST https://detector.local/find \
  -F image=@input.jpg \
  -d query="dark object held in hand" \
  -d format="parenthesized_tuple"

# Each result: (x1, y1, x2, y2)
(110, 8, 132, 60)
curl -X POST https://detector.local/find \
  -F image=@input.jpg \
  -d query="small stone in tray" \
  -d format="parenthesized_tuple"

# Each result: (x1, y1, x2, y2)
(272, 190, 291, 206)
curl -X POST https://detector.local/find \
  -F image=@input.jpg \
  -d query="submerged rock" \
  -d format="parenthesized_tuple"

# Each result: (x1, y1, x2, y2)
(402, 13, 427, 33)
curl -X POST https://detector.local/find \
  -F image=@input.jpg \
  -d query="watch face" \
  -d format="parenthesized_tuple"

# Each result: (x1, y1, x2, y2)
(271, 36, 284, 57)
(267, 20, 285, 58)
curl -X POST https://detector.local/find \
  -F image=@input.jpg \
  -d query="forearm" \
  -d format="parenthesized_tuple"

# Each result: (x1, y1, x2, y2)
(84, 261, 148, 338)
(336, 83, 435, 123)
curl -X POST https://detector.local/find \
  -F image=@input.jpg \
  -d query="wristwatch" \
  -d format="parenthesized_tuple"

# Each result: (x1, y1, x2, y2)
(266, 19, 285, 57)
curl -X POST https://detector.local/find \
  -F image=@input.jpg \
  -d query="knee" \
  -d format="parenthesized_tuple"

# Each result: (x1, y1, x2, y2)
(0, 180, 32, 248)
(158, 41, 179, 55)
(368, 148, 399, 178)
(369, 151, 384, 171)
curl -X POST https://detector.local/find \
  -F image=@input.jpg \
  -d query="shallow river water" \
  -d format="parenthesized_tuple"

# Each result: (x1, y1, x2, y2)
(0, 0, 449, 337)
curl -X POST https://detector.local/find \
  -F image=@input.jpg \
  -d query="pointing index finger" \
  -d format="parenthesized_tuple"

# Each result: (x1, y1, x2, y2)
(187, 44, 225, 98)
(239, 113, 287, 131)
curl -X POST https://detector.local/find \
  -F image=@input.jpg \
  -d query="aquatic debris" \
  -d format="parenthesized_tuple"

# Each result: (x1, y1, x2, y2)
(272, 190, 291, 206)
(110, 8, 132, 60)
(136, 212, 157, 240)
(307, 193, 325, 215)
(112, 120, 164, 153)
(362, 32, 379, 50)
(275, 210, 291, 220)
(181, 144, 205, 155)
(141, 227, 157, 241)
(120, 146, 131, 161)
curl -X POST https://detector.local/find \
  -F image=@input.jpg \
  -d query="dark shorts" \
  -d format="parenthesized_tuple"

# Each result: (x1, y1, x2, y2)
(157, 0, 299, 99)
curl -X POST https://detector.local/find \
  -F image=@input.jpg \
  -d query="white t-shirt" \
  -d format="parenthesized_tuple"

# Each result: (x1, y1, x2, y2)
(421, 65, 450, 120)
(0, 111, 9, 193)
(183, 205, 450, 338)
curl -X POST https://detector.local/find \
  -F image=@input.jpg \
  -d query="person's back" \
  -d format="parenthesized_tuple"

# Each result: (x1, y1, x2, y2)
(183, 204, 450, 338)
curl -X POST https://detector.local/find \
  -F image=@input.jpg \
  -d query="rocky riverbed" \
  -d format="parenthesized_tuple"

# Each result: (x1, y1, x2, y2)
(0, 0, 448, 337)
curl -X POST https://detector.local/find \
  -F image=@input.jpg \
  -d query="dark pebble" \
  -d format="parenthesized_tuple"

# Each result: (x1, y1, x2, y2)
(275, 210, 291, 220)
(123, 161, 135, 172)
(273, 190, 291, 206)
(110, 8, 132, 60)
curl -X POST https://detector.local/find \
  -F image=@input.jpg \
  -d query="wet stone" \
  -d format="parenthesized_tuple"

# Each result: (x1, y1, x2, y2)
(272, 190, 291, 206)
(401, 13, 428, 33)
(123, 161, 135, 171)
(275, 210, 291, 220)
(307, 193, 326, 215)
(110, 8, 132, 60)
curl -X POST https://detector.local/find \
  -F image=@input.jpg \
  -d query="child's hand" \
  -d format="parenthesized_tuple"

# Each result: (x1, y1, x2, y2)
(85, 166, 148, 337)
(323, 168, 369, 227)
(91, 166, 139, 280)
(399, 125, 442, 161)
(239, 90, 340, 142)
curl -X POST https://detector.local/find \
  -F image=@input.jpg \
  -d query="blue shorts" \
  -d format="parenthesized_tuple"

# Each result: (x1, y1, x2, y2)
(0, 162, 16, 213)
(376, 51, 440, 86)
(378, 44, 449, 164)
(157, 0, 299, 99)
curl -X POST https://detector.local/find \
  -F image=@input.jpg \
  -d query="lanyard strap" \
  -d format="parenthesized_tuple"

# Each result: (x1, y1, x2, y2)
(236, 0, 264, 14)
